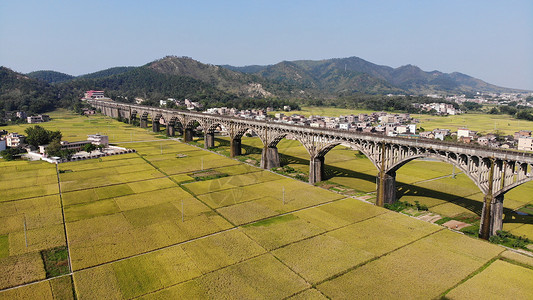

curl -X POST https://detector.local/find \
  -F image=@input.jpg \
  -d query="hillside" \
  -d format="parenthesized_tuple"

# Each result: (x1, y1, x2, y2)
(58, 66, 231, 103)
(0, 67, 59, 113)
(147, 56, 274, 98)
(77, 66, 137, 79)
(26, 70, 75, 84)
(238, 57, 523, 95)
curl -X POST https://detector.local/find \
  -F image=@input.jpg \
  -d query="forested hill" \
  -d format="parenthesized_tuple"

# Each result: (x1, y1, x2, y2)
(26, 70, 74, 84)
(228, 57, 524, 95)
(0, 67, 60, 114)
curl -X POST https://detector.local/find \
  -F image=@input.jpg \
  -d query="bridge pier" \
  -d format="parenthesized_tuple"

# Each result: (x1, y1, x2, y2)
(140, 117, 148, 128)
(183, 128, 194, 142)
(479, 194, 504, 239)
(309, 156, 325, 184)
(166, 124, 175, 137)
(111, 108, 119, 118)
(376, 171, 396, 206)
(230, 138, 242, 157)
(261, 146, 280, 169)
(152, 120, 160, 132)
(204, 132, 215, 149)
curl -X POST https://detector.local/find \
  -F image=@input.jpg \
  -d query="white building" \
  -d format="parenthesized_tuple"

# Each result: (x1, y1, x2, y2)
(338, 123, 351, 130)
(518, 137, 533, 151)
(87, 134, 109, 146)
(457, 128, 471, 138)
(6, 133, 25, 147)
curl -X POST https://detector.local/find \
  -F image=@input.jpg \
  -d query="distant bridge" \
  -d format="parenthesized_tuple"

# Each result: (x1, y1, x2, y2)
(88, 99, 533, 239)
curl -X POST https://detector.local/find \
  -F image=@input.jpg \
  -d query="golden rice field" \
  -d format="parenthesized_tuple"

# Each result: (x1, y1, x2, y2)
(0, 110, 532, 299)
(213, 136, 533, 240)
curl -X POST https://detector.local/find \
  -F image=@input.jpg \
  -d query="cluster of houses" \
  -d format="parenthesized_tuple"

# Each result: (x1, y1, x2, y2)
(4, 111, 51, 124)
(159, 98, 202, 110)
(205, 107, 269, 120)
(412, 103, 462, 115)
(420, 128, 533, 150)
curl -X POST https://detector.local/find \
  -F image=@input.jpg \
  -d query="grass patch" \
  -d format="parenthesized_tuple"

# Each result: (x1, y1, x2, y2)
(384, 200, 428, 212)
(435, 217, 452, 225)
(489, 230, 532, 251)
(244, 214, 298, 227)
(41, 246, 69, 278)
(189, 169, 229, 181)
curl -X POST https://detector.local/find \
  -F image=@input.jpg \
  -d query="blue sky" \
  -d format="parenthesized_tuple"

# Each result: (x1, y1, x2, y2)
(1, 0, 532, 90)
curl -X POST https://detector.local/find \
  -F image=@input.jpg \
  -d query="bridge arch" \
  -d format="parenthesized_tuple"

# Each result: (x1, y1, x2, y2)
(386, 153, 485, 195)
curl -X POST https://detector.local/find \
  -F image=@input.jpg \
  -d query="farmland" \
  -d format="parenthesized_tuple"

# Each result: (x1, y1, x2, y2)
(206, 135, 533, 241)
(0, 110, 532, 299)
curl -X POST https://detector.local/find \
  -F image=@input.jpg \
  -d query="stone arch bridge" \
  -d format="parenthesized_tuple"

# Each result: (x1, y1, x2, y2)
(88, 99, 533, 239)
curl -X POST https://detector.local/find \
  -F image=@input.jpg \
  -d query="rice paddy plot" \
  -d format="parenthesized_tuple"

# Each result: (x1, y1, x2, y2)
(317, 229, 503, 299)
(446, 259, 533, 299)
(0, 252, 46, 290)
(151, 154, 240, 175)
(0, 275, 75, 300)
(58, 156, 146, 172)
(241, 198, 386, 250)
(60, 169, 164, 192)
(66, 195, 232, 270)
(503, 224, 533, 241)
(73, 229, 265, 299)
(1, 183, 59, 203)
(184, 170, 282, 196)
(273, 212, 440, 284)
(196, 254, 310, 299)
(138, 254, 311, 299)
(395, 160, 456, 184)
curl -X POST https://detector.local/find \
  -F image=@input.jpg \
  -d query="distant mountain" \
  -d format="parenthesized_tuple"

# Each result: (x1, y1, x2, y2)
(229, 57, 524, 95)
(146, 56, 273, 97)
(77, 67, 137, 80)
(58, 66, 231, 103)
(26, 70, 74, 84)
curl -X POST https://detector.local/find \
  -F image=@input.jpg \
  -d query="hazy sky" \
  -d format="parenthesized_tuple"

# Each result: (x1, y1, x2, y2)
(1, 0, 532, 90)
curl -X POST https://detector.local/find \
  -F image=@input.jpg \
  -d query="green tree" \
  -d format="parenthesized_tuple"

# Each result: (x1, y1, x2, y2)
(0, 148, 25, 161)
(488, 107, 499, 114)
(24, 125, 62, 147)
(83, 143, 97, 153)
(46, 139, 62, 157)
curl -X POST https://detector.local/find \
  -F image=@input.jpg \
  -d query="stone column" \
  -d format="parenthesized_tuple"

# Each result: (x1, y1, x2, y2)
(230, 138, 242, 157)
(204, 132, 215, 149)
(479, 194, 504, 239)
(309, 156, 325, 184)
(140, 117, 148, 128)
(152, 119, 160, 132)
(260, 146, 280, 169)
(166, 124, 175, 137)
(479, 159, 496, 240)
(111, 108, 119, 118)
(183, 128, 194, 142)
(376, 170, 396, 206)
